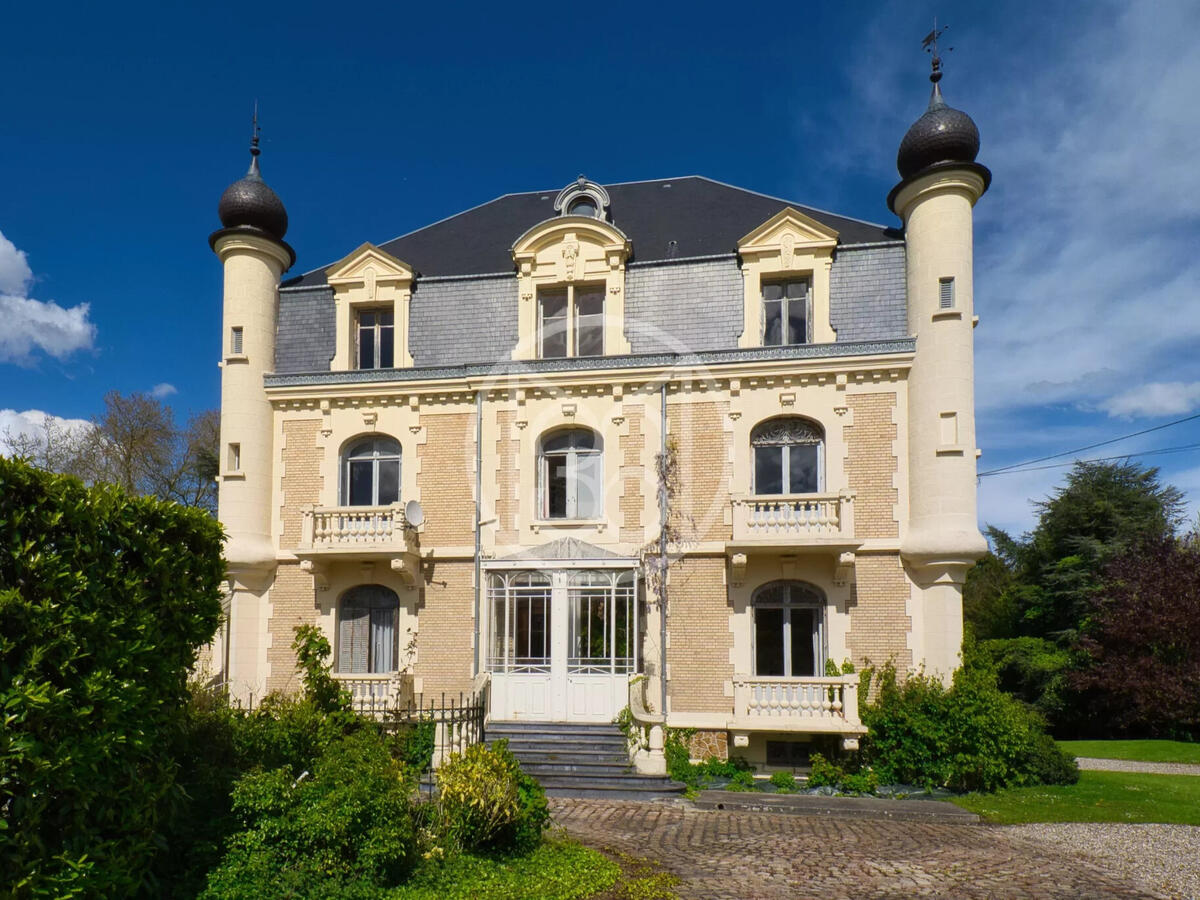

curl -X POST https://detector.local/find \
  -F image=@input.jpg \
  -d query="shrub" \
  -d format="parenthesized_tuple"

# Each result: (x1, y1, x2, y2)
(664, 727, 697, 785)
(725, 769, 758, 792)
(861, 644, 1079, 792)
(395, 719, 436, 775)
(769, 771, 798, 793)
(0, 458, 224, 897)
(435, 740, 549, 854)
(840, 769, 879, 795)
(805, 753, 845, 788)
(200, 730, 420, 898)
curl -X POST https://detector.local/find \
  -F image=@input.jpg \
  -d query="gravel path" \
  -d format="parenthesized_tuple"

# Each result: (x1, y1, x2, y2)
(1076, 757, 1200, 776)
(1005, 823, 1200, 900)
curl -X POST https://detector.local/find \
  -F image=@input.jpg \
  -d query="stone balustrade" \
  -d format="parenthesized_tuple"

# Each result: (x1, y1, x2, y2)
(730, 491, 855, 544)
(731, 674, 863, 731)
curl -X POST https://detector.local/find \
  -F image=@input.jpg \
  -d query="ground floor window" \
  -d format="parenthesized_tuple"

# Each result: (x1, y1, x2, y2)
(338, 584, 399, 673)
(487, 571, 552, 673)
(753, 581, 824, 677)
(568, 569, 638, 674)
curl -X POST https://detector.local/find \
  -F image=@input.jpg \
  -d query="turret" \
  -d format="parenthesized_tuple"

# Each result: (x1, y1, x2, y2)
(210, 122, 294, 578)
(889, 41, 990, 674)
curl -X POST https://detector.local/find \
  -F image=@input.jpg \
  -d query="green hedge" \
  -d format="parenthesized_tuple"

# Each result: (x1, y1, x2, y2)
(0, 458, 225, 897)
(861, 642, 1080, 793)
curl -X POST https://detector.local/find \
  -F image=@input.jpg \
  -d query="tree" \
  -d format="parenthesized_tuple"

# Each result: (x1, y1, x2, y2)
(979, 461, 1184, 642)
(1, 392, 218, 514)
(1070, 536, 1200, 740)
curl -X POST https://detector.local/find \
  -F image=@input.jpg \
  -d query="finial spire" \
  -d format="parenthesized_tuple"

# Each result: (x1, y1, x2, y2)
(247, 101, 263, 178)
(921, 19, 953, 107)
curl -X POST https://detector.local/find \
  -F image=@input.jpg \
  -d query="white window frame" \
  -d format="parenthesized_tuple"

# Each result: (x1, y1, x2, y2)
(537, 284, 604, 359)
(751, 581, 825, 678)
(537, 429, 603, 520)
(487, 571, 553, 673)
(751, 418, 825, 495)
(356, 308, 395, 370)
(340, 438, 402, 507)
(760, 277, 811, 347)
(337, 585, 400, 675)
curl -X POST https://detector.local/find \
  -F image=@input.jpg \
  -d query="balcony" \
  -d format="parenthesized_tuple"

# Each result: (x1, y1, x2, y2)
(295, 504, 420, 585)
(729, 491, 857, 549)
(730, 674, 866, 737)
(333, 671, 416, 716)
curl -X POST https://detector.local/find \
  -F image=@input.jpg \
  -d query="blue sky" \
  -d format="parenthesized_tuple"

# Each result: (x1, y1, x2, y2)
(2, 0, 1198, 537)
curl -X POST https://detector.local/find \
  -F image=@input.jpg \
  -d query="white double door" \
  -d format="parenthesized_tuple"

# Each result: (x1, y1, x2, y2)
(488, 567, 636, 723)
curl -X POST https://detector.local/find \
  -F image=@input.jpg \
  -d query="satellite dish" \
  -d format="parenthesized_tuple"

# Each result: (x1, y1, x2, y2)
(404, 499, 425, 528)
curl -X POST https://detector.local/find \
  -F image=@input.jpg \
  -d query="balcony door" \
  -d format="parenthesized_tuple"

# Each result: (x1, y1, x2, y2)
(487, 567, 639, 722)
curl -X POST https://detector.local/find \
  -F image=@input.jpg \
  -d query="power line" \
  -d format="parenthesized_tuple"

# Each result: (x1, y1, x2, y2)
(978, 441, 1200, 477)
(978, 411, 1200, 477)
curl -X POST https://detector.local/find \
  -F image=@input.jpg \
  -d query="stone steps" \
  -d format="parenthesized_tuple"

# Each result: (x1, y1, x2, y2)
(488, 721, 684, 800)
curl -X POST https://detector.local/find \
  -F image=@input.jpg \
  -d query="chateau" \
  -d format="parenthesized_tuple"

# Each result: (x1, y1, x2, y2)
(204, 62, 990, 771)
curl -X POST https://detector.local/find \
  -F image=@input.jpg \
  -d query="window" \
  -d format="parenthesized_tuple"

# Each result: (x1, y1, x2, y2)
(342, 438, 401, 506)
(487, 571, 552, 673)
(762, 278, 809, 346)
(230, 326, 244, 355)
(227, 443, 241, 472)
(567, 197, 598, 217)
(752, 418, 823, 495)
(538, 428, 602, 519)
(357, 310, 395, 369)
(538, 286, 604, 358)
(753, 581, 824, 677)
(568, 570, 638, 674)
(939, 277, 955, 309)
(338, 585, 399, 673)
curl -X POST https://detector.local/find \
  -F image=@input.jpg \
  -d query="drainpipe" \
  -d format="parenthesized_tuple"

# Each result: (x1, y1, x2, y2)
(659, 381, 669, 719)
(473, 389, 483, 678)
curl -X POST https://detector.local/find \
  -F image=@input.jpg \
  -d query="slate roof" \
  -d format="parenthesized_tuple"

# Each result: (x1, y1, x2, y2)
(283, 176, 899, 287)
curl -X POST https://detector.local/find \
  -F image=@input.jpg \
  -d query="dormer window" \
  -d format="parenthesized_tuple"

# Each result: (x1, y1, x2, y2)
(554, 176, 610, 221)
(539, 285, 604, 358)
(568, 197, 598, 217)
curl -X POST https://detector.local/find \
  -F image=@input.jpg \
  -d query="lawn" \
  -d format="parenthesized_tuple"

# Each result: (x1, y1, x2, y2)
(1056, 739, 1200, 765)
(389, 839, 621, 899)
(952, 771, 1200, 825)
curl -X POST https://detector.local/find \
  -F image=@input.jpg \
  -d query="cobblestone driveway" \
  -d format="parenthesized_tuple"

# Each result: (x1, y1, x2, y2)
(551, 799, 1165, 899)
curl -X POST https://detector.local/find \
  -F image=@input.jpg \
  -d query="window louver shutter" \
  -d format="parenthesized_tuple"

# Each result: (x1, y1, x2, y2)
(339, 604, 369, 673)
(939, 278, 955, 309)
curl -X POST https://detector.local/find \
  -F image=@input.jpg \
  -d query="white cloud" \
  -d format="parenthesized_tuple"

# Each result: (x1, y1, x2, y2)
(0, 408, 93, 456)
(0, 231, 33, 295)
(0, 229, 96, 365)
(150, 382, 178, 399)
(1101, 382, 1200, 419)
(832, 0, 1200, 534)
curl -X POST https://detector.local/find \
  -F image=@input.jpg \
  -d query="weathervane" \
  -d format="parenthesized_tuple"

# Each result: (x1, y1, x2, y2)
(251, 100, 261, 157)
(922, 18, 953, 83)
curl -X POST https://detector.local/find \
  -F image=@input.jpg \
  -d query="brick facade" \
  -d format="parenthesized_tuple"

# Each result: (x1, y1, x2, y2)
(280, 418, 323, 549)
(417, 412, 475, 546)
(846, 552, 912, 673)
(666, 556, 733, 714)
(669, 399, 732, 544)
(266, 562, 319, 694)
(413, 561, 475, 698)
(843, 392, 899, 539)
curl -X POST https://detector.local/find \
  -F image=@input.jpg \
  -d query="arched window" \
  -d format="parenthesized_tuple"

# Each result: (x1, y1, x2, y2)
(338, 585, 400, 674)
(538, 428, 602, 519)
(341, 437, 401, 506)
(751, 418, 823, 495)
(752, 581, 824, 677)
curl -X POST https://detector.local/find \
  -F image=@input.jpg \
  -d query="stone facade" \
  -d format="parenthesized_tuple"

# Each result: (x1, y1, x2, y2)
(211, 167, 988, 762)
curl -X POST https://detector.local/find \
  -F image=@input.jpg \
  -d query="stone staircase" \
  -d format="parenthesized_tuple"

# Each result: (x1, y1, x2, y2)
(488, 721, 685, 800)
